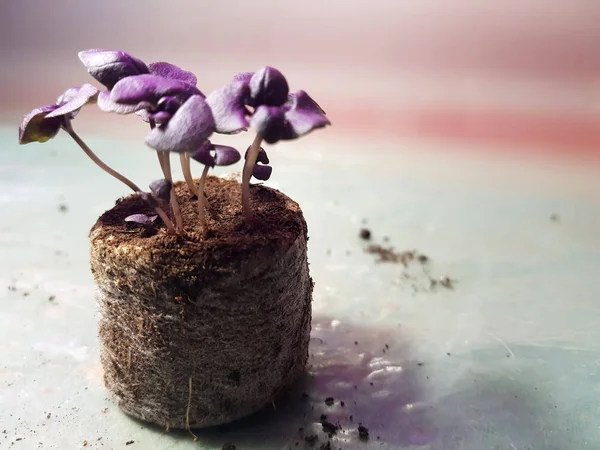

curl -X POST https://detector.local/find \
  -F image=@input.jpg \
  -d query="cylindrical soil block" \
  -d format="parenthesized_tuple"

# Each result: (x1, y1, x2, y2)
(89, 176, 313, 429)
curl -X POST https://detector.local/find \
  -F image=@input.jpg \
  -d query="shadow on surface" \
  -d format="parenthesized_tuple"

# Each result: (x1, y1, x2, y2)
(126, 316, 429, 449)
(125, 318, 582, 449)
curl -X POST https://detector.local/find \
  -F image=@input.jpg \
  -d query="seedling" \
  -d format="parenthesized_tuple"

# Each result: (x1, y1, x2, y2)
(207, 66, 330, 219)
(18, 83, 176, 233)
(18, 50, 331, 234)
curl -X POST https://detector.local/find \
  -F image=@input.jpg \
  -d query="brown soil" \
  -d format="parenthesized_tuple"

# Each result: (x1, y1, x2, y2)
(89, 176, 313, 429)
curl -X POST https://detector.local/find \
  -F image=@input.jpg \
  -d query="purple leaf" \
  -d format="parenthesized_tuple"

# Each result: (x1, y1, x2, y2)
(284, 90, 331, 137)
(124, 214, 158, 226)
(135, 96, 181, 124)
(46, 84, 99, 119)
(18, 105, 63, 145)
(78, 49, 149, 89)
(191, 142, 241, 167)
(244, 146, 269, 164)
(190, 141, 215, 167)
(252, 164, 273, 181)
(145, 95, 215, 153)
(212, 145, 241, 166)
(97, 91, 153, 114)
(249, 105, 294, 144)
(249, 91, 330, 143)
(110, 74, 202, 105)
(136, 109, 173, 124)
(233, 72, 254, 84)
(148, 62, 197, 86)
(205, 81, 250, 134)
(149, 178, 172, 204)
(249, 66, 289, 107)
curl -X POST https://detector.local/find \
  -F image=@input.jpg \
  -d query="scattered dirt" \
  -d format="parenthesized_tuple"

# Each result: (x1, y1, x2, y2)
(58, 204, 68, 213)
(48, 296, 56, 302)
(125, 440, 134, 445)
(221, 443, 236, 450)
(550, 213, 560, 222)
(324, 397, 334, 406)
(360, 229, 457, 293)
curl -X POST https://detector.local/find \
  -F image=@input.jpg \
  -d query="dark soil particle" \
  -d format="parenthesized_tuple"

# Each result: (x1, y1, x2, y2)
(359, 228, 371, 240)
(221, 443, 236, 450)
(301, 392, 309, 400)
(125, 440, 134, 445)
(340, 401, 345, 407)
(321, 420, 339, 435)
(305, 434, 318, 446)
(319, 442, 332, 450)
(358, 425, 369, 441)
(58, 204, 68, 213)
(320, 414, 327, 421)
(324, 397, 334, 406)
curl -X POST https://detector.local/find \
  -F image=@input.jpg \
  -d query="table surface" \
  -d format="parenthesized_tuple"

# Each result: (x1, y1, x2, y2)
(1, 126, 600, 449)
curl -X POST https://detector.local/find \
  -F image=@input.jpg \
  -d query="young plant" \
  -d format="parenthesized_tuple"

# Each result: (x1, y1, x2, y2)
(18, 84, 176, 233)
(206, 67, 331, 220)
(95, 71, 214, 233)
(80, 49, 202, 233)
(190, 142, 241, 227)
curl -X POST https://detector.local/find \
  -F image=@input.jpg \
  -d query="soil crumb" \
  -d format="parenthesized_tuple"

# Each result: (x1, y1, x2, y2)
(305, 434, 318, 446)
(221, 443, 236, 450)
(358, 425, 369, 441)
(359, 228, 371, 240)
(324, 397, 334, 406)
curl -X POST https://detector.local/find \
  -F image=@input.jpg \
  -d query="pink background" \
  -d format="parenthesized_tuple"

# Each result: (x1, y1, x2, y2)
(2, 0, 600, 160)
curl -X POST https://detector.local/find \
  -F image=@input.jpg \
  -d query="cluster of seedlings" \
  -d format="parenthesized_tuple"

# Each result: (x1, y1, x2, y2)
(19, 49, 330, 234)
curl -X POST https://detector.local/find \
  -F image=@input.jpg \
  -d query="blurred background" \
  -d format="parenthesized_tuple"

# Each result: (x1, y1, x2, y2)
(1, 0, 600, 162)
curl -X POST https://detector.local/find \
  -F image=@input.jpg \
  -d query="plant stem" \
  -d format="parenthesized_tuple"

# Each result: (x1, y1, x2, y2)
(242, 133, 263, 220)
(63, 122, 176, 234)
(180, 153, 200, 197)
(197, 165, 210, 228)
(149, 120, 168, 177)
(156, 151, 167, 176)
(65, 125, 141, 192)
(160, 151, 184, 233)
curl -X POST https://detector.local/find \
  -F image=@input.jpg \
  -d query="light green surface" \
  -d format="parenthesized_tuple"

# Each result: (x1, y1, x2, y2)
(1, 126, 600, 449)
